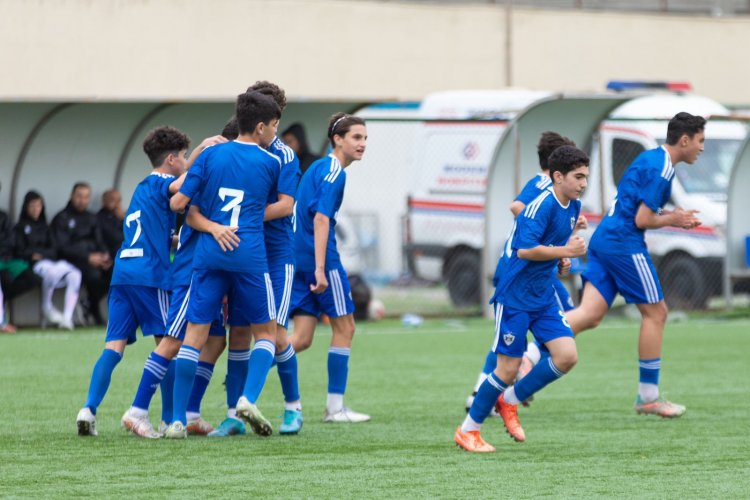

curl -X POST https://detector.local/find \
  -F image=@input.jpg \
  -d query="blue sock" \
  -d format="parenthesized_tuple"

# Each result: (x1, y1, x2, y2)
(84, 349, 123, 414)
(469, 372, 508, 424)
(538, 342, 551, 363)
(172, 346, 200, 425)
(160, 361, 175, 424)
(187, 361, 214, 415)
(276, 344, 300, 402)
(226, 349, 250, 410)
(242, 340, 275, 404)
(327, 346, 350, 395)
(481, 350, 496, 375)
(132, 352, 170, 411)
(639, 358, 661, 385)
(514, 357, 565, 402)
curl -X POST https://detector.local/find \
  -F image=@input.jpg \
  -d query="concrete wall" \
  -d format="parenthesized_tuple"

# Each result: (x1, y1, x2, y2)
(2, 1, 749, 103)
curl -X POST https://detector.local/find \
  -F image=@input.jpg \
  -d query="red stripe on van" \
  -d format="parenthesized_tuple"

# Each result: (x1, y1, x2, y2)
(409, 199, 485, 212)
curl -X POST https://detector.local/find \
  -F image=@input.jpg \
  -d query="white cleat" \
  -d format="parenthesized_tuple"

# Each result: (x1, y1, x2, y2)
(323, 406, 371, 423)
(163, 421, 187, 439)
(236, 396, 273, 436)
(59, 318, 75, 331)
(76, 407, 98, 436)
(121, 409, 161, 439)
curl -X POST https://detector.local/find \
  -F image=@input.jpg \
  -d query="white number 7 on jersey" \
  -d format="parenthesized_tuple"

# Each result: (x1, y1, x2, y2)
(219, 188, 244, 227)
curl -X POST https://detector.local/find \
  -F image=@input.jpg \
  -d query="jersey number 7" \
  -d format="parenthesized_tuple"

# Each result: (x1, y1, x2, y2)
(219, 187, 244, 227)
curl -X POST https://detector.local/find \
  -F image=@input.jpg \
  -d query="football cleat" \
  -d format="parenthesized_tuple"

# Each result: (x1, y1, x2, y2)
(76, 407, 98, 437)
(207, 417, 247, 437)
(466, 392, 500, 417)
(495, 394, 526, 442)
(323, 406, 371, 423)
(634, 396, 686, 418)
(163, 421, 187, 439)
(186, 417, 214, 435)
(121, 409, 161, 439)
(454, 426, 495, 453)
(279, 409, 304, 435)
(236, 396, 273, 436)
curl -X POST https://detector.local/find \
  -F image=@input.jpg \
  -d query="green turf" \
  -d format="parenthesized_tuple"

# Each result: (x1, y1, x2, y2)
(1, 317, 749, 498)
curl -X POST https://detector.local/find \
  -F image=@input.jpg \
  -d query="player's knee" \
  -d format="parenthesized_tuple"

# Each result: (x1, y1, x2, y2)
(293, 334, 313, 352)
(554, 350, 578, 373)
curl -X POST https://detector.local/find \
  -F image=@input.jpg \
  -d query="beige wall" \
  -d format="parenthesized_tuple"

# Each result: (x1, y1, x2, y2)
(0, 0, 748, 103)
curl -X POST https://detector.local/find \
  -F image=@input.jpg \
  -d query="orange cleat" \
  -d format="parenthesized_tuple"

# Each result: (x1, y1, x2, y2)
(495, 394, 526, 442)
(187, 417, 215, 435)
(454, 427, 495, 453)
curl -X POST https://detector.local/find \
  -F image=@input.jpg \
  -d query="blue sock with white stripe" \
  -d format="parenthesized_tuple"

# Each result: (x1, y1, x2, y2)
(327, 346, 350, 396)
(172, 345, 200, 425)
(132, 352, 170, 411)
(276, 344, 300, 403)
(84, 349, 123, 414)
(242, 339, 276, 404)
(226, 349, 250, 410)
(468, 372, 508, 425)
(187, 361, 214, 417)
(509, 357, 565, 403)
(638, 358, 660, 402)
(481, 350, 496, 375)
(160, 361, 175, 424)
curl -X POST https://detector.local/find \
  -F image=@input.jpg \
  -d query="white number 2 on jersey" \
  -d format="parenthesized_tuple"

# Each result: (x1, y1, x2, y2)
(121, 210, 144, 258)
(219, 187, 244, 227)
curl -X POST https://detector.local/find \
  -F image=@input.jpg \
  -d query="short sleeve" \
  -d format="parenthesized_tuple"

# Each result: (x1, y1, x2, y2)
(515, 177, 543, 205)
(641, 171, 672, 213)
(180, 153, 207, 201)
(514, 200, 550, 250)
(314, 170, 346, 219)
(278, 157, 301, 197)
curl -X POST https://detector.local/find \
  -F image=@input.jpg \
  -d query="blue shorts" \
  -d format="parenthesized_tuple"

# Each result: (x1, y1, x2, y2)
(269, 262, 295, 330)
(491, 302, 574, 358)
(165, 285, 225, 341)
(582, 248, 663, 306)
(105, 285, 169, 345)
(553, 278, 575, 312)
(289, 266, 354, 319)
(187, 269, 275, 327)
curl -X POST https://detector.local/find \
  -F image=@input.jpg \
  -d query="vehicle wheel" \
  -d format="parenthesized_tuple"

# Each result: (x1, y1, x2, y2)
(660, 255, 709, 310)
(445, 251, 481, 307)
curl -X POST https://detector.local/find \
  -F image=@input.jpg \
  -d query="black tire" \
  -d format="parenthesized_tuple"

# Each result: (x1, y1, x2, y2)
(445, 251, 481, 307)
(660, 255, 709, 310)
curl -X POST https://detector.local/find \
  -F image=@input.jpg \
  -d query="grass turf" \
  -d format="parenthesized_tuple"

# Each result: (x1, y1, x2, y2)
(1, 317, 749, 498)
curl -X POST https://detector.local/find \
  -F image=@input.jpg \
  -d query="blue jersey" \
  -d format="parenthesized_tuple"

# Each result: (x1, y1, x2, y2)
(265, 137, 301, 263)
(111, 172, 175, 289)
(590, 146, 673, 255)
(492, 188, 581, 311)
(170, 216, 197, 289)
(294, 155, 347, 272)
(180, 141, 281, 273)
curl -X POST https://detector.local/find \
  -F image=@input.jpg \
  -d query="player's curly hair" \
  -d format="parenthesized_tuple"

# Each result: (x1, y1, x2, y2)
(548, 145, 589, 177)
(666, 112, 706, 145)
(327, 112, 366, 148)
(142, 126, 191, 167)
(221, 116, 239, 140)
(537, 131, 576, 171)
(247, 81, 287, 112)
(236, 91, 281, 135)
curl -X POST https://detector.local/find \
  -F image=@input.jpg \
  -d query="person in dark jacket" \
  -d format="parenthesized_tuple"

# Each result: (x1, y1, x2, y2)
(281, 122, 320, 175)
(97, 189, 125, 260)
(51, 182, 112, 325)
(14, 191, 82, 329)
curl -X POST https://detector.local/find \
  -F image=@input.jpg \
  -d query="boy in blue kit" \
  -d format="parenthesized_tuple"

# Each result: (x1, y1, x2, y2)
(466, 132, 580, 413)
(455, 145, 589, 452)
(565, 112, 704, 418)
(165, 91, 282, 439)
(76, 126, 194, 437)
(287, 113, 371, 423)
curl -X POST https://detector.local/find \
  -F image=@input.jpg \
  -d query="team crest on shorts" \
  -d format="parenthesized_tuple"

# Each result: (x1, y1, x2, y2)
(503, 332, 515, 346)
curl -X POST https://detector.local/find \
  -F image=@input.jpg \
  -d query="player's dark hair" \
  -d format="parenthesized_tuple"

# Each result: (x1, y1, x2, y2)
(20, 190, 46, 223)
(71, 182, 90, 195)
(222, 116, 239, 140)
(247, 81, 287, 111)
(236, 91, 281, 136)
(548, 145, 589, 177)
(142, 126, 191, 167)
(538, 131, 576, 171)
(666, 112, 706, 145)
(327, 113, 366, 148)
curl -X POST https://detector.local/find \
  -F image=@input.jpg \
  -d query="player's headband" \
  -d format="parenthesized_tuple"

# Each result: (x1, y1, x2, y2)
(329, 115, 348, 137)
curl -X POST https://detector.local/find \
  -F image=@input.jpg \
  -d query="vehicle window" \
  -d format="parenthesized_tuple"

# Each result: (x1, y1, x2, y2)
(670, 138, 742, 196)
(612, 138, 646, 186)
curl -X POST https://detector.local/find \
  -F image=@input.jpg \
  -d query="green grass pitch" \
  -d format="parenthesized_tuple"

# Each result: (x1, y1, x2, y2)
(1, 317, 749, 497)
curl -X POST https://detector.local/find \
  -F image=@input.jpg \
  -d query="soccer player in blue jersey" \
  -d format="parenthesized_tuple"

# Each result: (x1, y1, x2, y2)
(455, 145, 589, 452)
(164, 91, 282, 439)
(466, 132, 580, 413)
(287, 113, 371, 423)
(564, 112, 704, 418)
(76, 126, 207, 437)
